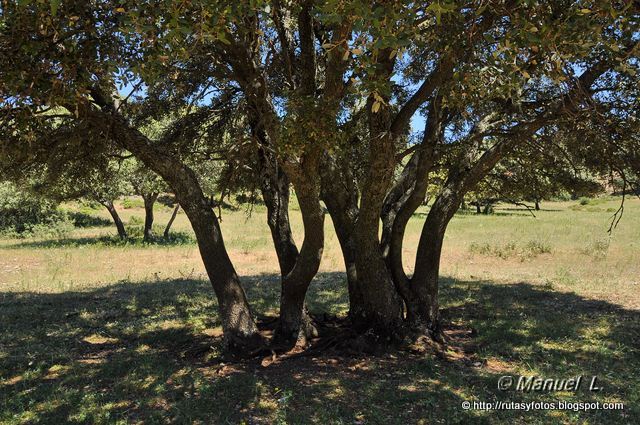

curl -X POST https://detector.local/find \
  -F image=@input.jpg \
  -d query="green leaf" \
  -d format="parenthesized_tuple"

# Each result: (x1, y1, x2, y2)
(50, 0, 60, 16)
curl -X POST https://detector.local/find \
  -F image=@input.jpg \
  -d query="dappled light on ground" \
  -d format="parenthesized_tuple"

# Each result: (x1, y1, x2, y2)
(1, 276, 637, 424)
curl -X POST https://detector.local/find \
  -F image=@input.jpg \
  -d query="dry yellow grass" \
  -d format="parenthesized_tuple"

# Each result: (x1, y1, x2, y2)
(2, 196, 639, 424)
(2, 196, 638, 309)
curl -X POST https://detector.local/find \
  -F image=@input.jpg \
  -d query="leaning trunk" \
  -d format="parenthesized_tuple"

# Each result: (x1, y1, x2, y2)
(80, 99, 262, 354)
(102, 200, 127, 240)
(163, 204, 180, 238)
(409, 180, 464, 333)
(181, 199, 263, 352)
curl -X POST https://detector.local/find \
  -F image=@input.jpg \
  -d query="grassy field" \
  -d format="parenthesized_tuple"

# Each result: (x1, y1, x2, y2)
(1, 197, 639, 424)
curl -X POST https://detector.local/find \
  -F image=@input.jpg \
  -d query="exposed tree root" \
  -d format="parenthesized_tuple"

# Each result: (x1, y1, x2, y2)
(194, 315, 478, 367)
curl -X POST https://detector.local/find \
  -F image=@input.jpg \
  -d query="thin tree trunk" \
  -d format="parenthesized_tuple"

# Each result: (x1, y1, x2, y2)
(253, 119, 319, 346)
(142, 193, 158, 241)
(320, 158, 362, 318)
(274, 178, 325, 346)
(535, 199, 540, 210)
(163, 204, 180, 238)
(259, 162, 299, 276)
(102, 200, 127, 240)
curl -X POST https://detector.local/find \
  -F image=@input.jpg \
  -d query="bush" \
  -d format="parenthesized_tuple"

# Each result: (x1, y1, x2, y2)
(20, 218, 75, 239)
(125, 224, 194, 244)
(122, 198, 144, 209)
(579, 238, 609, 259)
(68, 211, 112, 228)
(128, 215, 144, 225)
(469, 239, 552, 260)
(0, 182, 69, 235)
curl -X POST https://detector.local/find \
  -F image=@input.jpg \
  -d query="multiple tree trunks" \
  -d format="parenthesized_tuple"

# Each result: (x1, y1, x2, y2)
(73, 4, 613, 355)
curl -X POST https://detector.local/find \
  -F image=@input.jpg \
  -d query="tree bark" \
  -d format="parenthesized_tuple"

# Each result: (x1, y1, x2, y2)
(101, 200, 127, 240)
(258, 154, 299, 277)
(408, 189, 461, 332)
(80, 96, 263, 354)
(320, 155, 362, 318)
(352, 98, 405, 337)
(142, 192, 159, 241)
(163, 204, 180, 238)
(273, 176, 325, 346)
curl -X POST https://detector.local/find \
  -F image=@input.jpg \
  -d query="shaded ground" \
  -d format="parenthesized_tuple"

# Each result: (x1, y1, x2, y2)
(1, 274, 638, 424)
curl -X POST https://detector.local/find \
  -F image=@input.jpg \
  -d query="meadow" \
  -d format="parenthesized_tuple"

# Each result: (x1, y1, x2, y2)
(1, 197, 639, 424)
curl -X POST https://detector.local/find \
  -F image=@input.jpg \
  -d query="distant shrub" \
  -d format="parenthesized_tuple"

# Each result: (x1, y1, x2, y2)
(524, 240, 552, 256)
(0, 182, 69, 236)
(80, 200, 102, 211)
(68, 211, 112, 228)
(122, 198, 144, 209)
(470, 239, 552, 260)
(21, 218, 75, 239)
(157, 194, 176, 207)
(129, 216, 143, 225)
(579, 239, 609, 259)
(125, 225, 194, 245)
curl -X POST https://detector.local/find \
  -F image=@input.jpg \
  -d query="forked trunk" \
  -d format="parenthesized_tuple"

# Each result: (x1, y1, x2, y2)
(274, 187, 324, 346)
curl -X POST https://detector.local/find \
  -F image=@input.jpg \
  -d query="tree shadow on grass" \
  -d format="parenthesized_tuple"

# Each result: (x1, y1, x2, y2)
(0, 275, 637, 424)
(3, 231, 196, 250)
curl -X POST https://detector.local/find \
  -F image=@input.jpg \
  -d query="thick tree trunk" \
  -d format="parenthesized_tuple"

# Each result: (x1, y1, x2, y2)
(354, 128, 404, 336)
(350, 84, 406, 338)
(182, 199, 263, 352)
(102, 200, 127, 240)
(535, 199, 540, 211)
(80, 98, 263, 354)
(163, 204, 180, 238)
(142, 193, 158, 241)
(408, 190, 461, 332)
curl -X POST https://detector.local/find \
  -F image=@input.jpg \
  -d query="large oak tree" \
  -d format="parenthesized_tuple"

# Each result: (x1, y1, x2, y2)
(1, 0, 638, 354)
